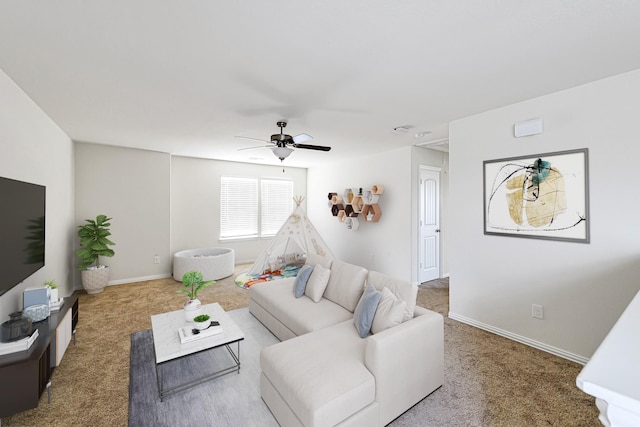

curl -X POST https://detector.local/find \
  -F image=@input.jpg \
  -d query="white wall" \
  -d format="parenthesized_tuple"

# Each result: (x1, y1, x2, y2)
(449, 68, 640, 362)
(74, 143, 171, 285)
(308, 146, 447, 283)
(73, 148, 306, 284)
(0, 70, 75, 318)
(171, 156, 307, 264)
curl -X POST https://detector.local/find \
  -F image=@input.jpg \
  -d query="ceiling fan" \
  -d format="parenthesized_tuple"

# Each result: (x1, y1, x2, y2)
(236, 121, 331, 161)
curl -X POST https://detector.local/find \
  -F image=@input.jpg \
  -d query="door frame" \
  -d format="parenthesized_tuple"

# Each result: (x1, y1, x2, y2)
(417, 165, 442, 284)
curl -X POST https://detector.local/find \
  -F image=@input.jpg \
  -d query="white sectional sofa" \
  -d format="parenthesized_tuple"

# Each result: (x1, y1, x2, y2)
(249, 256, 444, 427)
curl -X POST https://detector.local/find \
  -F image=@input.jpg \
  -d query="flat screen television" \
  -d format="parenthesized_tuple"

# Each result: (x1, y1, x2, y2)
(0, 176, 46, 297)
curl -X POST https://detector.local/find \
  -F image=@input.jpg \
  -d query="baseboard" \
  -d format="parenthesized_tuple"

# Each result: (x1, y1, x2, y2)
(108, 273, 173, 286)
(448, 311, 589, 365)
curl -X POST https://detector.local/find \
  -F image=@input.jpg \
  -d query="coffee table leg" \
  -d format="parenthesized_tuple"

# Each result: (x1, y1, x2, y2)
(157, 341, 242, 400)
(156, 363, 162, 401)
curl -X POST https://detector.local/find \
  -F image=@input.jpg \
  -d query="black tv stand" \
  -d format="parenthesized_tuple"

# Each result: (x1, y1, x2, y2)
(0, 293, 79, 418)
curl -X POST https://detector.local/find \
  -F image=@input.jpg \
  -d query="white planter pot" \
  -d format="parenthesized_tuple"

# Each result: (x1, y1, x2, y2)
(184, 298, 202, 322)
(194, 319, 211, 330)
(81, 266, 110, 295)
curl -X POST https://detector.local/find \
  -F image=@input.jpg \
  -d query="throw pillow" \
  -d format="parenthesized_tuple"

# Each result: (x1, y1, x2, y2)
(367, 271, 417, 322)
(371, 287, 407, 334)
(305, 264, 331, 303)
(293, 264, 314, 298)
(353, 283, 382, 338)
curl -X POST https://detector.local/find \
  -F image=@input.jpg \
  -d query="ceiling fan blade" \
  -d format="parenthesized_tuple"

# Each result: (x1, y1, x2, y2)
(292, 143, 331, 152)
(238, 145, 272, 151)
(292, 133, 313, 143)
(235, 136, 272, 144)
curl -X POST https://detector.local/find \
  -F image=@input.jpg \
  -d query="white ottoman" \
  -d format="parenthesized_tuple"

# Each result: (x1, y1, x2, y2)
(173, 247, 235, 281)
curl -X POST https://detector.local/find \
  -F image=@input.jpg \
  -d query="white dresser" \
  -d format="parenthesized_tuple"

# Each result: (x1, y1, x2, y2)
(576, 290, 640, 427)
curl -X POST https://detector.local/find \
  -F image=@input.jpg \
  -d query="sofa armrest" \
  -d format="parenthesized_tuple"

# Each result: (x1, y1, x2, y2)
(364, 306, 444, 426)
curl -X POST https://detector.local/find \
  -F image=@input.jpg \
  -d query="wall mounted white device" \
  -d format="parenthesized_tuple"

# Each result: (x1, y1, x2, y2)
(514, 118, 543, 138)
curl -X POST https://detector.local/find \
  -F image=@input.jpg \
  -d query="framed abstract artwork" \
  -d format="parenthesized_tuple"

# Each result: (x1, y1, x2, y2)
(483, 148, 589, 243)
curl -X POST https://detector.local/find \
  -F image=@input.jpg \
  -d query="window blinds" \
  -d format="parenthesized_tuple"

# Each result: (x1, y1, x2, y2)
(220, 177, 293, 239)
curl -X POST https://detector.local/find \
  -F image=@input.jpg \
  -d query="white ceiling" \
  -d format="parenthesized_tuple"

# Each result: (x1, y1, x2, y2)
(2, 1, 640, 168)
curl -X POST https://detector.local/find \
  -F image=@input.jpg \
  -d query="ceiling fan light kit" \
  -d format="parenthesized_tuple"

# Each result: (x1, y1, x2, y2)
(272, 146, 293, 160)
(237, 120, 331, 162)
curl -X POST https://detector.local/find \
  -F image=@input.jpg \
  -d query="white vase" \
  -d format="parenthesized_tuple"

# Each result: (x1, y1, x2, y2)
(184, 298, 202, 322)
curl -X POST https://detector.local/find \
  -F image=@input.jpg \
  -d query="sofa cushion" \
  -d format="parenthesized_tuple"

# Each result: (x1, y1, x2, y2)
(371, 287, 407, 334)
(305, 264, 331, 303)
(294, 264, 314, 298)
(261, 320, 375, 426)
(250, 279, 352, 336)
(323, 260, 368, 312)
(353, 283, 382, 338)
(367, 271, 417, 321)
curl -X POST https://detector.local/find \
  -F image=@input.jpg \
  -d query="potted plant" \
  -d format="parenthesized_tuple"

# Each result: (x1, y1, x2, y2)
(76, 215, 115, 295)
(178, 270, 214, 321)
(44, 280, 59, 303)
(193, 314, 211, 330)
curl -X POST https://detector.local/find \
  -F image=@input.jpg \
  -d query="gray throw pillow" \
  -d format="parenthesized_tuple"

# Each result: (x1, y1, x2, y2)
(294, 264, 314, 298)
(353, 283, 382, 338)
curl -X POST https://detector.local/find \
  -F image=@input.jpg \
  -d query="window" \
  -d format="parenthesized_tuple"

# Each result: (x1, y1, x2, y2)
(261, 179, 294, 236)
(220, 177, 258, 239)
(220, 176, 293, 240)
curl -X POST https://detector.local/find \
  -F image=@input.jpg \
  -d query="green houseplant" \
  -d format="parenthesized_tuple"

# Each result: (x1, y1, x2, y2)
(193, 313, 211, 330)
(44, 280, 59, 303)
(179, 270, 214, 321)
(76, 215, 115, 294)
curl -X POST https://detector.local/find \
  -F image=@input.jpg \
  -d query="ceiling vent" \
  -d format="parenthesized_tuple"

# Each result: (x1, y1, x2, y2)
(391, 125, 413, 135)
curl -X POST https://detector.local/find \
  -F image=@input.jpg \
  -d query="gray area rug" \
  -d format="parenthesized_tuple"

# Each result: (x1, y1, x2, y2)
(129, 308, 280, 427)
(129, 307, 455, 427)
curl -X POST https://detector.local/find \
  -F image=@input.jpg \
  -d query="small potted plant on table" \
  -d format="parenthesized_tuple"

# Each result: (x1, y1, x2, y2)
(44, 280, 59, 304)
(193, 314, 211, 330)
(178, 270, 214, 321)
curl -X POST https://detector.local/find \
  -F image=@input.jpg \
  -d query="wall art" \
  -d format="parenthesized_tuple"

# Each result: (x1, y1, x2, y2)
(327, 185, 384, 231)
(483, 148, 589, 243)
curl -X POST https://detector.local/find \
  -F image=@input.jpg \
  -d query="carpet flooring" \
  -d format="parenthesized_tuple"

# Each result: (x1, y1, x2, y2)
(1, 264, 600, 426)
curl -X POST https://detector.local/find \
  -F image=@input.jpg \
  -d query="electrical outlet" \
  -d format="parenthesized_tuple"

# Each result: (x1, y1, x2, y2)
(532, 304, 544, 320)
(154, 255, 160, 264)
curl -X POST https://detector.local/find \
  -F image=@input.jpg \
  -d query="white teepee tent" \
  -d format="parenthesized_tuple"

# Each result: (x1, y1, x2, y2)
(246, 197, 334, 275)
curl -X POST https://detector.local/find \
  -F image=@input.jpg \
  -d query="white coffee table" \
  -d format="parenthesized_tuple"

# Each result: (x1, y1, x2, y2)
(150, 302, 245, 400)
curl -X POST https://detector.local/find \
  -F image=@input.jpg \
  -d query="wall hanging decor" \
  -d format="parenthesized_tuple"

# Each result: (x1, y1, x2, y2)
(327, 185, 384, 231)
(483, 148, 589, 243)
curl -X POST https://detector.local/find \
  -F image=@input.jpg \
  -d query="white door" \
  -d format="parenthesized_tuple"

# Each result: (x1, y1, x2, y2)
(418, 167, 440, 283)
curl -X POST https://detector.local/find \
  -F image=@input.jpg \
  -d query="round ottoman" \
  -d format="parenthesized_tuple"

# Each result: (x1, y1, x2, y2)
(173, 247, 235, 281)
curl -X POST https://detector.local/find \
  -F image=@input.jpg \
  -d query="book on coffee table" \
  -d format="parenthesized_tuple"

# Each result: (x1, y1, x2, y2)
(178, 324, 223, 344)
